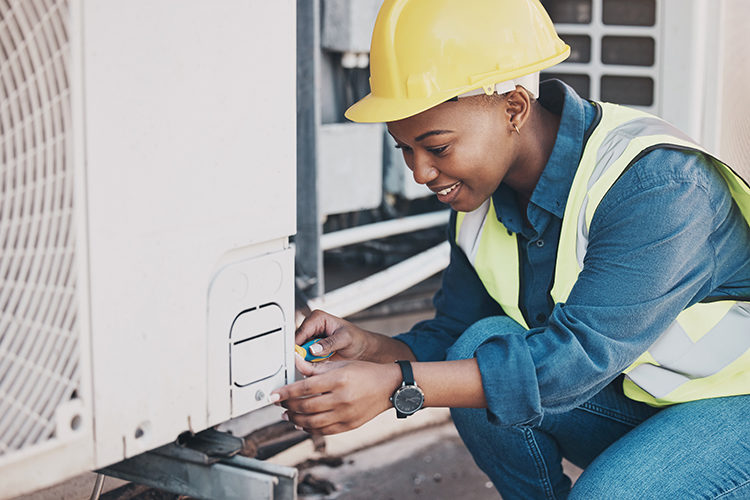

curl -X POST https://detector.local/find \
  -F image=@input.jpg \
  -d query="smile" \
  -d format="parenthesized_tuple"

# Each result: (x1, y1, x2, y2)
(437, 182, 461, 196)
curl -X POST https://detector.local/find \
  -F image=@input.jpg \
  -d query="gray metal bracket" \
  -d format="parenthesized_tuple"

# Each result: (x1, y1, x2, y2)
(100, 429, 297, 500)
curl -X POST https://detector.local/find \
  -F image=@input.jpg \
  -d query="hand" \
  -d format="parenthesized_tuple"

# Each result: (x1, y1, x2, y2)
(271, 354, 401, 435)
(295, 309, 374, 361)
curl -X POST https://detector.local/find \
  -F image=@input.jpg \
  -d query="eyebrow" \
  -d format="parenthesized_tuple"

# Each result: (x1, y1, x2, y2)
(415, 130, 454, 142)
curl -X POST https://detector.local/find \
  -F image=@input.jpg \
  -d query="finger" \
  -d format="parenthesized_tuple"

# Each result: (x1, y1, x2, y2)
(283, 392, 338, 415)
(294, 353, 343, 377)
(272, 368, 337, 402)
(271, 379, 317, 403)
(287, 409, 339, 431)
(295, 353, 320, 377)
(273, 358, 346, 403)
(295, 310, 337, 344)
(305, 331, 344, 357)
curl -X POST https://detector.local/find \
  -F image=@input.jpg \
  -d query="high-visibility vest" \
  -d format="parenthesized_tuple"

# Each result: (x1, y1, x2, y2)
(455, 102, 750, 407)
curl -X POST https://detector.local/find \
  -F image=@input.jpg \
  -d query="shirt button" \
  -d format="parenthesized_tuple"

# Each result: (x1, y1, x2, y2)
(536, 313, 547, 323)
(535, 239, 545, 248)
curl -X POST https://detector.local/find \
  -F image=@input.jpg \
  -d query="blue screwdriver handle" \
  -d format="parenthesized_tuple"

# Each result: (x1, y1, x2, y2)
(295, 339, 334, 362)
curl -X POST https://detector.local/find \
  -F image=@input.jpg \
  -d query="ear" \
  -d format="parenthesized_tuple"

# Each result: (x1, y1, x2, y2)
(503, 87, 532, 133)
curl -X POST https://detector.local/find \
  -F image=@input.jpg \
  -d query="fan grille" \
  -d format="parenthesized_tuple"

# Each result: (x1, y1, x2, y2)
(0, 0, 80, 456)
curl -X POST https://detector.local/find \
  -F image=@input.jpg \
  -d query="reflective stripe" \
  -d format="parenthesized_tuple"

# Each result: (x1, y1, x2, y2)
(626, 364, 690, 399)
(667, 303, 750, 378)
(592, 118, 693, 176)
(627, 303, 750, 399)
(647, 321, 693, 365)
(575, 117, 695, 268)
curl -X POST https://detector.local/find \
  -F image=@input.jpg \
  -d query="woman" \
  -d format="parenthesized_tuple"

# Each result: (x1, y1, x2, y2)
(273, 1, 750, 497)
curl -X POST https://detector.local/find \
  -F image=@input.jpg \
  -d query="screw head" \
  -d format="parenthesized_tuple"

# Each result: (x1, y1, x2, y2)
(255, 390, 265, 401)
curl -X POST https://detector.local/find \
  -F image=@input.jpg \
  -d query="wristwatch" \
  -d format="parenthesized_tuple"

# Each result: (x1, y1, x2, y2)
(390, 360, 425, 418)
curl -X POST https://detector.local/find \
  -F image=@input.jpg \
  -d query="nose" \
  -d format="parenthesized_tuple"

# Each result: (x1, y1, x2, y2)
(411, 153, 439, 185)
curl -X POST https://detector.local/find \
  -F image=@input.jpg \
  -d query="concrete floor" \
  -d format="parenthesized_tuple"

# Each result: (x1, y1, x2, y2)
(298, 423, 498, 500)
(292, 418, 582, 500)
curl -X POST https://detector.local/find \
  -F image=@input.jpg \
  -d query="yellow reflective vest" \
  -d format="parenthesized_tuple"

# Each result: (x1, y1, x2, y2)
(455, 102, 750, 407)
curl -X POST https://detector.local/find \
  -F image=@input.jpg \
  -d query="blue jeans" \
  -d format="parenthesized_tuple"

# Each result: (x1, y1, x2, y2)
(447, 316, 750, 499)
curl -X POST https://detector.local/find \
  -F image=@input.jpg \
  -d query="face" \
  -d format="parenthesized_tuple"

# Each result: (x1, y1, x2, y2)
(387, 97, 516, 213)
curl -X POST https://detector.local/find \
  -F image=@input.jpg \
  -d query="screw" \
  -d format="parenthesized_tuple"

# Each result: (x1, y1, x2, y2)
(255, 390, 265, 401)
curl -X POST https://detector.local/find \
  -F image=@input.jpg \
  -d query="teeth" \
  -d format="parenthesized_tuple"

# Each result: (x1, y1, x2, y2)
(438, 182, 460, 195)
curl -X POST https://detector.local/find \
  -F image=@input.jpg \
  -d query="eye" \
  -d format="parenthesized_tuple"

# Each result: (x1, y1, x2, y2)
(394, 144, 411, 154)
(427, 145, 449, 156)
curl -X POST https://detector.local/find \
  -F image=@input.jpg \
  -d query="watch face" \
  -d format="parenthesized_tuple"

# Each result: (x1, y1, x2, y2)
(394, 385, 424, 414)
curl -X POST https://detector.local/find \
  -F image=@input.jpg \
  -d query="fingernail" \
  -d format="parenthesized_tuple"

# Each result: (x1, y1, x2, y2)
(295, 425, 303, 431)
(269, 393, 280, 403)
(281, 412, 289, 421)
(309, 343, 322, 355)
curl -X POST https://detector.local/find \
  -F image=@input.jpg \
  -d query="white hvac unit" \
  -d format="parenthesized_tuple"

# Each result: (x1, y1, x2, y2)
(542, 0, 750, 178)
(0, 1, 297, 498)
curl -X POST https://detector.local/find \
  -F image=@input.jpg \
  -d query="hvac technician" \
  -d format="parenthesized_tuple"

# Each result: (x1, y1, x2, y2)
(273, 0, 750, 498)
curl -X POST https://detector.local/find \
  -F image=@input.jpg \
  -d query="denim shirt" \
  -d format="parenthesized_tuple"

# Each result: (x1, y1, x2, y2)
(394, 80, 750, 427)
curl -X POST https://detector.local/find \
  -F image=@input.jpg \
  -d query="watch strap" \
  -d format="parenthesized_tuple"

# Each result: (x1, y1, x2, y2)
(395, 360, 415, 386)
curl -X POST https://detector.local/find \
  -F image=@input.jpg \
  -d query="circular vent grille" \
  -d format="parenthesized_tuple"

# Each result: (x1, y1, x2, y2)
(0, 0, 80, 456)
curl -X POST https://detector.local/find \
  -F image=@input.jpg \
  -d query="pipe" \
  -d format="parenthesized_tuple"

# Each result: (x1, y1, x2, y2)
(89, 474, 105, 500)
(320, 211, 450, 251)
(307, 241, 450, 318)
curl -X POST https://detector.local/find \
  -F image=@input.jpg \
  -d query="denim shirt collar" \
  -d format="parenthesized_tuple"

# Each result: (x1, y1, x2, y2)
(492, 80, 592, 236)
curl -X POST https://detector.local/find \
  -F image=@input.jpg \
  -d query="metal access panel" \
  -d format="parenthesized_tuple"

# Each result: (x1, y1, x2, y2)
(318, 123, 383, 216)
(0, 1, 297, 498)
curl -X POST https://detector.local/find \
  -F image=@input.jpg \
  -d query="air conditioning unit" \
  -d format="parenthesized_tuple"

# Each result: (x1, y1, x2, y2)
(0, 1, 297, 498)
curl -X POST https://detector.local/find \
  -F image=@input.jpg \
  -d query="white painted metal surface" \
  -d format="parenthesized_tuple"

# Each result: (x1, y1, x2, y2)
(701, 0, 750, 178)
(658, 0, 749, 176)
(318, 122, 383, 216)
(0, 1, 297, 498)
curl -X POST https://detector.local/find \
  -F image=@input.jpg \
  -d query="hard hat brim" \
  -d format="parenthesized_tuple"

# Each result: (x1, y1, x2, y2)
(345, 92, 453, 123)
(345, 47, 570, 124)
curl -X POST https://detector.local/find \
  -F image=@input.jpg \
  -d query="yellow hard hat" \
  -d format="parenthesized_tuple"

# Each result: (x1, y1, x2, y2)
(345, 0, 570, 123)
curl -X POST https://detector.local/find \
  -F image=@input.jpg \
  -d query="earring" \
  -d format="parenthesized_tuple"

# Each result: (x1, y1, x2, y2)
(513, 124, 520, 135)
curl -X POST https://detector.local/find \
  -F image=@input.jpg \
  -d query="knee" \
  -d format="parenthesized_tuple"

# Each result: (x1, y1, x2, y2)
(568, 470, 630, 500)
(446, 315, 526, 361)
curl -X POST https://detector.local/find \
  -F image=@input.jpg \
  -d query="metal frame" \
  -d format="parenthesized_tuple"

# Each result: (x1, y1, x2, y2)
(100, 429, 297, 500)
(320, 211, 449, 251)
(308, 242, 450, 319)
(296, 0, 324, 298)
